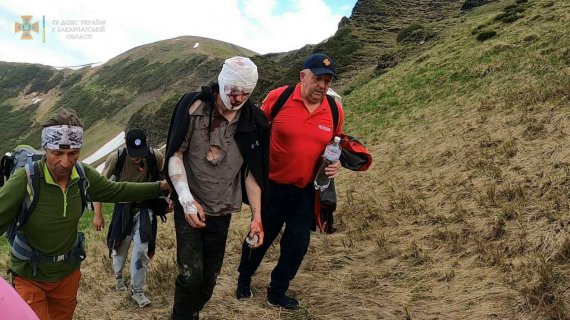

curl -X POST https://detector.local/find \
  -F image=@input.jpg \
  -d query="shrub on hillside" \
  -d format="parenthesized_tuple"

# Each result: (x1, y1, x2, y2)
(471, 23, 489, 35)
(396, 24, 435, 44)
(476, 30, 497, 41)
(0, 64, 51, 90)
(128, 94, 181, 145)
(27, 72, 63, 94)
(495, 3, 527, 23)
(495, 12, 522, 23)
(60, 73, 83, 89)
(97, 57, 150, 89)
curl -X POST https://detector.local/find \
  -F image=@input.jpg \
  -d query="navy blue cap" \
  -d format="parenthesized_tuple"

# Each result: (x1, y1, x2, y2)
(302, 53, 337, 79)
(125, 129, 149, 158)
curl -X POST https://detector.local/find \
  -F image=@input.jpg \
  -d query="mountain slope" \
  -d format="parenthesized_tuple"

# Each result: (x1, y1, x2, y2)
(0, 0, 472, 156)
(69, 1, 569, 317)
(0, 36, 260, 156)
(0, 0, 568, 319)
(268, 0, 468, 94)
(335, 0, 570, 318)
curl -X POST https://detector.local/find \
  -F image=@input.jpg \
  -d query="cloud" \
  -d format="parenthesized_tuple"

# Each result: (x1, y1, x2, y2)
(241, 0, 340, 53)
(0, 0, 344, 66)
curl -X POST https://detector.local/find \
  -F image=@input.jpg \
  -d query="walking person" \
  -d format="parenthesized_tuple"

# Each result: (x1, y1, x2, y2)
(0, 109, 170, 320)
(165, 56, 269, 319)
(93, 128, 168, 308)
(236, 53, 344, 309)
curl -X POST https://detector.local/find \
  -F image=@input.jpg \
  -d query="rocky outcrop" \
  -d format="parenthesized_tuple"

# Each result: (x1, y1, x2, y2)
(338, 16, 351, 28)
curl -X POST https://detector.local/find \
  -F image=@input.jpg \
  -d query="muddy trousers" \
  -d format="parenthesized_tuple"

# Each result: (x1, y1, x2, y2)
(172, 207, 231, 319)
(237, 181, 314, 296)
(13, 268, 81, 320)
(112, 210, 152, 293)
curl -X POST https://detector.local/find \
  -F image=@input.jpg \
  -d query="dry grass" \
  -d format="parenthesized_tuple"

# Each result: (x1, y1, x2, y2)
(1, 0, 569, 319)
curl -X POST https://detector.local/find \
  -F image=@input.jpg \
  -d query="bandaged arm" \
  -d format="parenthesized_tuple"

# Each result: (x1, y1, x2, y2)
(168, 151, 197, 215)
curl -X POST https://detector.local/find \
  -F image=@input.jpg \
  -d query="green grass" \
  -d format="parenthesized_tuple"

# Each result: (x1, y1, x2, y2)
(0, 103, 40, 153)
(128, 94, 181, 146)
(342, 0, 569, 141)
(78, 203, 115, 231)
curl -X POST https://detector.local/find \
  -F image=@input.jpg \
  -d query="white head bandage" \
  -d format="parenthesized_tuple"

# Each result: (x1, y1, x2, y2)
(41, 125, 83, 149)
(217, 56, 258, 111)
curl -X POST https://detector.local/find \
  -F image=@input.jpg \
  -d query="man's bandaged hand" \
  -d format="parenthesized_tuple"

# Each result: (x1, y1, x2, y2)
(177, 188, 197, 215)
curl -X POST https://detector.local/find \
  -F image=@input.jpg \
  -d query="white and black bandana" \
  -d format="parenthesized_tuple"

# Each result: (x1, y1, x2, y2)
(41, 125, 83, 149)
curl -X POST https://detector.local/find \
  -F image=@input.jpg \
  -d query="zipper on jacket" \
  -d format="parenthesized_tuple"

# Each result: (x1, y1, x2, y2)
(60, 179, 79, 218)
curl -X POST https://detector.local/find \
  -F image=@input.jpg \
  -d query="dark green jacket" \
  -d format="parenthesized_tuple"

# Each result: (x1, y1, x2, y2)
(0, 159, 163, 281)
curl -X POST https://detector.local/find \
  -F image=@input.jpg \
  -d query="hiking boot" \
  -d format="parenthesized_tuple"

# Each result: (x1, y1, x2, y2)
(267, 288, 300, 310)
(115, 278, 127, 291)
(131, 290, 151, 308)
(236, 276, 253, 300)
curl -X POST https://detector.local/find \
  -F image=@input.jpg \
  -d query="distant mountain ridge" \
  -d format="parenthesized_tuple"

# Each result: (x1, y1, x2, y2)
(1, 0, 476, 156)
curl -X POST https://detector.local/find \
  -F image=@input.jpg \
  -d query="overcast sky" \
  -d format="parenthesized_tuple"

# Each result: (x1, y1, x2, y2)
(0, 0, 356, 68)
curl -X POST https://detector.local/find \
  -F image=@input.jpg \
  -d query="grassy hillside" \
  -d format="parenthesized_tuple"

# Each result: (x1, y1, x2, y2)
(0, 1, 472, 156)
(1, 0, 568, 319)
(0, 62, 63, 152)
(75, 0, 568, 319)
(337, 0, 569, 319)
(0, 37, 259, 156)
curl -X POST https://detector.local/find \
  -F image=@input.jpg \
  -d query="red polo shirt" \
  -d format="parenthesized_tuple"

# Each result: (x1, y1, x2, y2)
(262, 84, 344, 188)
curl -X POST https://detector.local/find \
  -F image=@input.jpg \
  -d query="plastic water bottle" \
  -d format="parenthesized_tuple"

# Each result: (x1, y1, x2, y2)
(314, 136, 342, 191)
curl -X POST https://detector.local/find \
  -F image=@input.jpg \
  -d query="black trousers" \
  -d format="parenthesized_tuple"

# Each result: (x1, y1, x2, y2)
(237, 181, 314, 295)
(172, 206, 231, 319)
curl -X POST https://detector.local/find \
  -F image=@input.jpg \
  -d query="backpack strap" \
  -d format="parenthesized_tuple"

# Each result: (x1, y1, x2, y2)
(16, 162, 41, 230)
(270, 85, 296, 122)
(145, 147, 160, 182)
(75, 162, 93, 214)
(114, 148, 127, 181)
(0, 155, 10, 187)
(326, 95, 339, 135)
(12, 161, 91, 231)
(270, 85, 339, 134)
(115, 146, 160, 182)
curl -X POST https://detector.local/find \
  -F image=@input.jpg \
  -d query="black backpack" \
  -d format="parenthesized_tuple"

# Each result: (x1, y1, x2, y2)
(0, 145, 45, 187)
(114, 147, 167, 221)
(114, 147, 160, 182)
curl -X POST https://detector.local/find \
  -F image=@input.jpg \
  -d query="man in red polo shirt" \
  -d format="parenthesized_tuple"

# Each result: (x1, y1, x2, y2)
(236, 53, 344, 309)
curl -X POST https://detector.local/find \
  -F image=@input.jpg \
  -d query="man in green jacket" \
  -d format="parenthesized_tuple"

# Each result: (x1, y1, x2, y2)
(0, 109, 169, 320)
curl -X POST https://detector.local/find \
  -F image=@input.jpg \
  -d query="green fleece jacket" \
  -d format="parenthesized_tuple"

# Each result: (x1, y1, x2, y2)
(0, 159, 163, 282)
